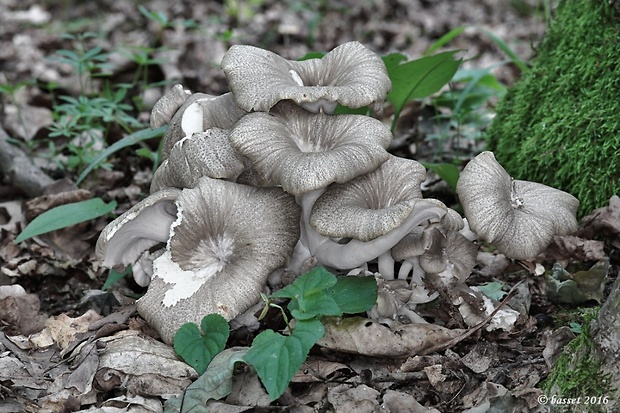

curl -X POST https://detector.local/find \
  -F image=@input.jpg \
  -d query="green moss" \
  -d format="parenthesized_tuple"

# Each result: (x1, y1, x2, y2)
(486, 0, 620, 216)
(541, 308, 614, 413)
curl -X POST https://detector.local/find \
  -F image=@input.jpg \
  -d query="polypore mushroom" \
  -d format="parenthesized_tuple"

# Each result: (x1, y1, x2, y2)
(161, 92, 247, 160)
(221, 41, 391, 113)
(150, 127, 245, 193)
(136, 176, 300, 344)
(95, 188, 181, 286)
(300, 156, 447, 272)
(456, 151, 579, 260)
(229, 101, 392, 196)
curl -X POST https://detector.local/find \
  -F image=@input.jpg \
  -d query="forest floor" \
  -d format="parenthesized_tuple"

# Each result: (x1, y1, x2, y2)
(1, 1, 618, 412)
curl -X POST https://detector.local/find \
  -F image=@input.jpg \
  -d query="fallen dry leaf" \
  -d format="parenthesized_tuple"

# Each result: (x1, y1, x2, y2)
(318, 317, 464, 357)
(577, 195, 620, 248)
(0, 284, 48, 335)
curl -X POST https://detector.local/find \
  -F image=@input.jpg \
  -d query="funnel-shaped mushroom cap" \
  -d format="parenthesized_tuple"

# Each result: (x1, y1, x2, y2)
(95, 188, 181, 286)
(309, 155, 426, 241)
(229, 101, 392, 196)
(221, 41, 391, 113)
(150, 128, 245, 193)
(137, 177, 300, 344)
(161, 92, 247, 160)
(456, 151, 579, 260)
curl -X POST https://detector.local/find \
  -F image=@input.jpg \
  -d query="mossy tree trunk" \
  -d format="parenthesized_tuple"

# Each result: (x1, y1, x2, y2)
(486, 0, 620, 217)
(589, 275, 620, 412)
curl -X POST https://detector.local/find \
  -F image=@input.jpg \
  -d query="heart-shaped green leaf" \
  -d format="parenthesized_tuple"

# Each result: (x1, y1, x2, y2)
(328, 275, 378, 314)
(244, 318, 324, 400)
(173, 314, 230, 374)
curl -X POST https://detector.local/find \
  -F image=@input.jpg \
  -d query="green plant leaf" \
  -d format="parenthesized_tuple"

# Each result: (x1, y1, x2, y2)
(102, 267, 131, 291)
(422, 162, 461, 192)
(387, 51, 462, 132)
(477, 281, 507, 301)
(478, 28, 528, 73)
(328, 275, 378, 314)
(424, 26, 467, 56)
(173, 314, 230, 375)
(170, 347, 248, 413)
(244, 318, 324, 401)
(272, 266, 342, 319)
(15, 198, 117, 243)
(76, 126, 166, 185)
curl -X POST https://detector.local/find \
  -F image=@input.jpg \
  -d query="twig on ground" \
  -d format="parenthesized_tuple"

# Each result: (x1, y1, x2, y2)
(419, 280, 525, 355)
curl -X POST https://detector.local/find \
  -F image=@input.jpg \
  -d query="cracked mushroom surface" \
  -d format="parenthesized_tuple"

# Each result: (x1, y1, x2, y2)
(137, 176, 300, 344)
(221, 41, 391, 113)
(456, 151, 579, 260)
(229, 101, 392, 196)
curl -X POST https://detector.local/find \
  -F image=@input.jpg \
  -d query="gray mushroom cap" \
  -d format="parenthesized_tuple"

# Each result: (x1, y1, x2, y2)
(150, 84, 191, 129)
(419, 229, 477, 284)
(221, 41, 391, 113)
(456, 151, 579, 260)
(229, 101, 392, 196)
(137, 177, 301, 344)
(150, 128, 245, 193)
(391, 225, 430, 261)
(95, 188, 181, 286)
(309, 155, 426, 241)
(161, 92, 247, 160)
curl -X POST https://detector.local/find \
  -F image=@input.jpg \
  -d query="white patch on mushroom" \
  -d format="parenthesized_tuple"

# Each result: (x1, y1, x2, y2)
(180, 101, 203, 138)
(289, 69, 304, 86)
(152, 250, 218, 307)
(510, 179, 524, 209)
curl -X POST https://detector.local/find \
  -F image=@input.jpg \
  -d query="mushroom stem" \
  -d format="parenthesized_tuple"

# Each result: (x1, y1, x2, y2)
(377, 251, 395, 280)
(398, 256, 426, 285)
(306, 200, 447, 269)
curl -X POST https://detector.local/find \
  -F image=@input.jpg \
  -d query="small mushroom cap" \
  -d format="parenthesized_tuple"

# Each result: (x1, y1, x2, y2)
(456, 151, 579, 260)
(419, 228, 448, 274)
(150, 128, 245, 193)
(150, 84, 191, 129)
(161, 92, 247, 160)
(229, 101, 392, 196)
(95, 188, 181, 284)
(221, 41, 391, 113)
(419, 229, 477, 284)
(137, 177, 301, 344)
(391, 225, 431, 261)
(309, 155, 426, 241)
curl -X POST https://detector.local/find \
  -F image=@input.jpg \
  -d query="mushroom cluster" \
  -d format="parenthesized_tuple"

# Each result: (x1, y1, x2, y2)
(96, 42, 580, 343)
